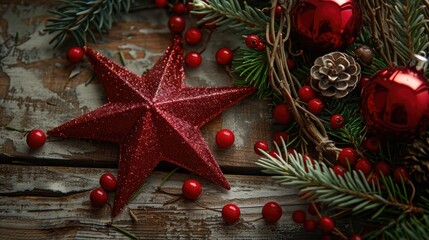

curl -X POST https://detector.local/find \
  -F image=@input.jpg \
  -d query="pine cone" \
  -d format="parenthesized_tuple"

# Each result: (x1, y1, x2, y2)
(404, 136, 429, 183)
(310, 52, 361, 98)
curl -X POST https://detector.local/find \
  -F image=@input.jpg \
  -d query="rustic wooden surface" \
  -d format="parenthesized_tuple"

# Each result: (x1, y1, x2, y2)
(0, 1, 346, 239)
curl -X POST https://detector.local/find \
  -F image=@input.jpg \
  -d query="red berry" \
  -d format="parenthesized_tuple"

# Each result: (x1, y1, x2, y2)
(215, 129, 235, 148)
(222, 203, 240, 224)
(274, 5, 282, 18)
(256, 42, 265, 51)
(333, 165, 347, 177)
(375, 161, 390, 176)
(269, 149, 280, 158)
(215, 47, 233, 65)
(330, 114, 345, 129)
(254, 141, 269, 155)
(186, 1, 193, 11)
(354, 158, 372, 175)
(168, 15, 186, 33)
(185, 28, 203, 45)
(362, 136, 380, 153)
(26, 129, 47, 149)
(393, 167, 410, 183)
(320, 234, 332, 240)
(90, 188, 108, 208)
(182, 179, 202, 200)
(349, 234, 363, 240)
(67, 46, 84, 64)
(287, 58, 295, 69)
(319, 216, 335, 232)
(185, 51, 202, 68)
(292, 210, 306, 223)
(173, 2, 187, 14)
(154, 0, 168, 8)
(245, 35, 260, 48)
(298, 85, 316, 102)
(304, 219, 317, 232)
(262, 201, 282, 223)
(307, 98, 324, 115)
(367, 172, 380, 185)
(273, 104, 293, 125)
(308, 203, 320, 216)
(338, 147, 358, 166)
(99, 173, 117, 192)
(273, 131, 288, 145)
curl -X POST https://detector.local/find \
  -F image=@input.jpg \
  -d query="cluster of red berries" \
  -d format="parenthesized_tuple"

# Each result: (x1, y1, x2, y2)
(333, 147, 410, 185)
(244, 35, 265, 51)
(89, 173, 117, 208)
(180, 179, 283, 224)
(26, 129, 47, 149)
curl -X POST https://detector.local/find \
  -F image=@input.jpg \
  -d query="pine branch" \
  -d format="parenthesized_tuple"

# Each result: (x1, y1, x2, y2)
(191, 0, 269, 33)
(45, 0, 134, 48)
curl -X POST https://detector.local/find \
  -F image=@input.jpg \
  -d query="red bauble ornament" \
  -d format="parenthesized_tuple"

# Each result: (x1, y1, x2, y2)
(222, 203, 241, 224)
(292, 209, 306, 223)
(185, 51, 202, 68)
(338, 147, 358, 166)
(330, 114, 345, 129)
(361, 66, 429, 136)
(67, 46, 84, 64)
(298, 85, 316, 102)
(291, 0, 362, 54)
(262, 201, 283, 223)
(273, 104, 293, 124)
(90, 188, 108, 208)
(48, 36, 255, 216)
(26, 129, 47, 149)
(99, 173, 117, 192)
(216, 47, 233, 65)
(319, 216, 335, 232)
(185, 28, 203, 45)
(182, 179, 202, 200)
(168, 16, 186, 33)
(254, 141, 269, 155)
(304, 219, 317, 232)
(216, 129, 235, 148)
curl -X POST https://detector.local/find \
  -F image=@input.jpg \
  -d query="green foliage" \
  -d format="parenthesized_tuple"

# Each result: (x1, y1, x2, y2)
(45, 0, 134, 48)
(191, 0, 269, 33)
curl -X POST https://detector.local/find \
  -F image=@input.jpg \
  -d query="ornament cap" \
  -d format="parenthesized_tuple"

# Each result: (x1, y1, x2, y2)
(409, 52, 428, 73)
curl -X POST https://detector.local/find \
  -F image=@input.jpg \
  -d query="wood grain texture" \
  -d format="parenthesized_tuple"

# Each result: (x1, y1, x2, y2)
(0, 164, 326, 239)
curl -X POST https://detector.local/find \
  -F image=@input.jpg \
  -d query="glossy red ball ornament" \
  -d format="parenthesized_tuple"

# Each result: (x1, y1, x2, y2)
(338, 147, 358, 166)
(354, 158, 372, 175)
(168, 15, 186, 33)
(393, 167, 410, 183)
(262, 201, 283, 223)
(292, 209, 306, 223)
(222, 203, 241, 224)
(216, 47, 233, 65)
(332, 164, 347, 177)
(67, 46, 84, 64)
(185, 51, 202, 68)
(245, 35, 260, 48)
(173, 2, 187, 14)
(99, 173, 117, 192)
(182, 179, 202, 200)
(90, 188, 108, 208)
(361, 66, 429, 136)
(254, 141, 269, 155)
(216, 129, 235, 148)
(185, 28, 203, 45)
(298, 85, 316, 102)
(26, 129, 47, 149)
(330, 114, 345, 129)
(273, 131, 288, 145)
(375, 161, 390, 176)
(273, 104, 293, 124)
(319, 216, 335, 232)
(304, 219, 317, 232)
(307, 98, 324, 115)
(291, 0, 362, 54)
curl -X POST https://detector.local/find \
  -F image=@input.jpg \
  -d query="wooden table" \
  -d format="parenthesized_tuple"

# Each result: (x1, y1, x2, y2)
(0, 1, 342, 239)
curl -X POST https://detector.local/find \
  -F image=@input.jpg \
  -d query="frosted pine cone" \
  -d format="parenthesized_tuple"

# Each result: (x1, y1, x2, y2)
(405, 136, 429, 183)
(310, 52, 361, 98)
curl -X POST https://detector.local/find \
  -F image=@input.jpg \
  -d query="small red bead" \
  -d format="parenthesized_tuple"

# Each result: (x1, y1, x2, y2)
(308, 203, 320, 216)
(338, 147, 358, 166)
(256, 42, 265, 51)
(173, 2, 187, 14)
(90, 188, 108, 208)
(330, 114, 345, 129)
(185, 51, 202, 68)
(222, 203, 241, 224)
(254, 141, 269, 155)
(362, 136, 380, 153)
(349, 234, 363, 240)
(333, 165, 347, 177)
(273, 131, 288, 145)
(262, 201, 283, 223)
(215, 129, 235, 148)
(287, 58, 295, 69)
(367, 172, 380, 185)
(245, 35, 260, 48)
(182, 179, 202, 200)
(307, 98, 324, 115)
(99, 173, 117, 192)
(26, 129, 47, 149)
(375, 161, 390, 176)
(298, 85, 316, 102)
(185, 27, 203, 45)
(66, 46, 84, 64)
(274, 5, 282, 18)
(154, 0, 168, 8)
(273, 104, 293, 125)
(354, 158, 372, 175)
(319, 216, 335, 232)
(393, 167, 410, 183)
(168, 15, 186, 33)
(215, 47, 233, 65)
(304, 219, 317, 232)
(292, 209, 306, 223)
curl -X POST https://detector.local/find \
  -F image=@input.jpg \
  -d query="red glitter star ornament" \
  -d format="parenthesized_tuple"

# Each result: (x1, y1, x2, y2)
(48, 36, 255, 216)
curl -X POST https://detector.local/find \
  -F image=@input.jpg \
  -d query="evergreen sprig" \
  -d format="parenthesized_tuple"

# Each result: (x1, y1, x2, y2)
(191, 0, 269, 33)
(45, 0, 134, 48)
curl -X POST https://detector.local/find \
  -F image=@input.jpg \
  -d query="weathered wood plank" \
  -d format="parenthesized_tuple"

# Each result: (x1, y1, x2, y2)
(0, 164, 325, 239)
(0, 3, 275, 172)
